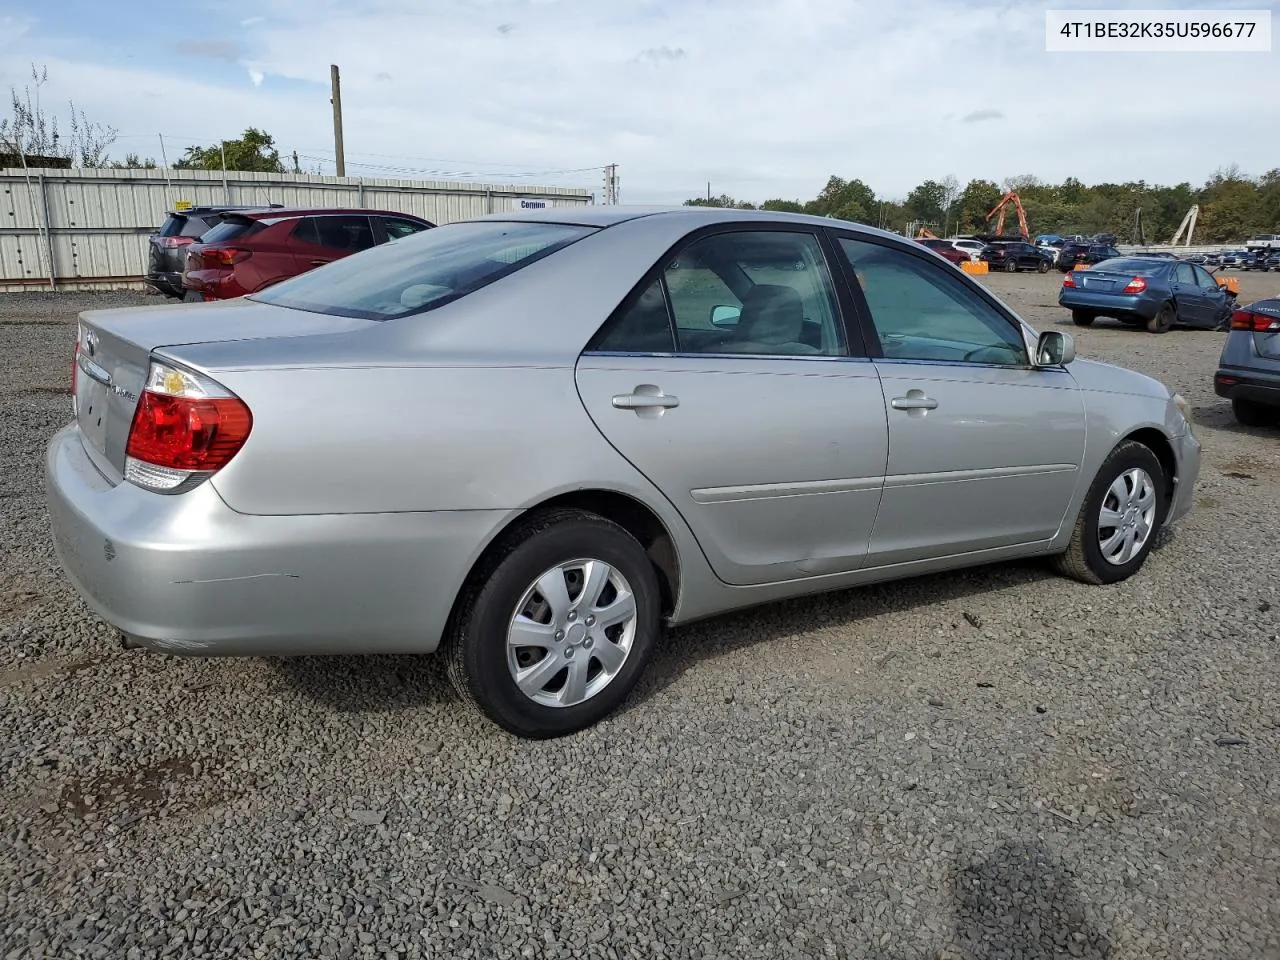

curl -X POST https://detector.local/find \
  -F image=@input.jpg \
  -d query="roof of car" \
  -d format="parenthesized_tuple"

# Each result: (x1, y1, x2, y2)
(235, 207, 433, 221)
(466, 204, 912, 242)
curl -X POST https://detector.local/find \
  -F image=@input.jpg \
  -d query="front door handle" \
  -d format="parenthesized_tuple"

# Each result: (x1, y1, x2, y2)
(891, 395, 938, 410)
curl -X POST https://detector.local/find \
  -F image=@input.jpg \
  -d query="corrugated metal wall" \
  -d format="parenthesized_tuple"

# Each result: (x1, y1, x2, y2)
(0, 167, 594, 291)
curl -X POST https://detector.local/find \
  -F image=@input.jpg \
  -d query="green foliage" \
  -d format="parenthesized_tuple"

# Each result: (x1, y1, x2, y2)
(685, 168, 1280, 243)
(109, 153, 156, 169)
(174, 128, 285, 173)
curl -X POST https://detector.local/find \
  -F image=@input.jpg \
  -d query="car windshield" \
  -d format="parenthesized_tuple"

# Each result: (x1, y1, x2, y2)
(249, 220, 596, 320)
(1092, 258, 1167, 275)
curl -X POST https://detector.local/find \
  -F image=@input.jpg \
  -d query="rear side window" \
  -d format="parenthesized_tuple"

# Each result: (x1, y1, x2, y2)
(198, 217, 263, 244)
(250, 220, 596, 320)
(294, 215, 377, 252)
(157, 215, 188, 237)
(382, 217, 430, 240)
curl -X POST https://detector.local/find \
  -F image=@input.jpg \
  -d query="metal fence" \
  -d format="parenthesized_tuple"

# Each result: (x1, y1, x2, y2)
(0, 167, 594, 292)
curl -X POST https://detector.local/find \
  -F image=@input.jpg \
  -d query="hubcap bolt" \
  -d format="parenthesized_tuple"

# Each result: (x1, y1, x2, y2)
(554, 630, 564, 641)
(584, 637, 594, 648)
(586, 616, 595, 626)
(567, 612, 576, 622)
(565, 648, 574, 659)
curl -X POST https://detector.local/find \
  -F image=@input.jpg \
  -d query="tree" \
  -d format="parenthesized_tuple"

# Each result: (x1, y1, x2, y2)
(109, 153, 157, 169)
(905, 179, 949, 226)
(955, 179, 1002, 233)
(760, 198, 804, 213)
(804, 176, 876, 223)
(0, 63, 118, 167)
(174, 127, 286, 173)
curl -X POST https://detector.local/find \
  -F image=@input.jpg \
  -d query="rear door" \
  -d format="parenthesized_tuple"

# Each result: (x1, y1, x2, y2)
(291, 214, 377, 270)
(575, 226, 889, 586)
(1170, 262, 1208, 324)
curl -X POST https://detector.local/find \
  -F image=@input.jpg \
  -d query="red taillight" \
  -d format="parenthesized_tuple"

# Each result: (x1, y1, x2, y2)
(158, 236, 195, 248)
(1231, 308, 1280, 332)
(1122, 277, 1147, 293)
(1062, 272, 1076, 288)
(124, 361, 252, 491)
(201, 247, 251, 267)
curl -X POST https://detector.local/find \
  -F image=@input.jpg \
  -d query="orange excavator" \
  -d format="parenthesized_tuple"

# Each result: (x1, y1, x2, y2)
(985, 191, 1030, 240)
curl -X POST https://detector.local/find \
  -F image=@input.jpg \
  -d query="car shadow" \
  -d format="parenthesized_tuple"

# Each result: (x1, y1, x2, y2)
(946, 839, 1114, 958)
(1192, 399, 1280, 434)
(268, 558, 1059, 717)
(624, 558, 1058, 712)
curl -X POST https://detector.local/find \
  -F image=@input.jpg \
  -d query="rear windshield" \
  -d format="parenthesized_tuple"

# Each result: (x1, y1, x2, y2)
(250, 220, 596, 320)
(198, 217, 263, 244)
(1093, 258, 1167, 275)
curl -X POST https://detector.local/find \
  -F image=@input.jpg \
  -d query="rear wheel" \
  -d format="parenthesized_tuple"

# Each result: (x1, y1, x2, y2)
(1147, 302, 1175, 334)
(1052, 441, 1167, 585)
(1037, 260, 1049, 273)
(446, 509, 661, 738)
(1232, 397, 1277, 427)
(1071, 310, 1095, 327)
(1005, 259, 1018, 273)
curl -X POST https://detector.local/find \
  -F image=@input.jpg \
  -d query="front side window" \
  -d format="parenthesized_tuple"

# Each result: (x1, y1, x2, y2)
(837, 237, 1028, 366)
(382, 217, 429, 241)
(251, 220, 595, 320)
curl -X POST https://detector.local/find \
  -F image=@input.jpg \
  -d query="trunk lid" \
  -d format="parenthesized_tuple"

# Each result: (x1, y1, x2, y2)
(73, 298, 376, 482)
(1074, 270, 1132, 292)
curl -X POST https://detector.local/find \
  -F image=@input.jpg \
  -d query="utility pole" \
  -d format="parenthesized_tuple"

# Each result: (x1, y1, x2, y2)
(602, 163, 619, 204)
(330, 64, 346, 177)
(220, 140, 230, 203)
(706, 181, 711, 201)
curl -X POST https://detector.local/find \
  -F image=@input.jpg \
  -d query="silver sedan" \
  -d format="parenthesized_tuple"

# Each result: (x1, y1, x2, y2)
(46, 207, 1201, 737)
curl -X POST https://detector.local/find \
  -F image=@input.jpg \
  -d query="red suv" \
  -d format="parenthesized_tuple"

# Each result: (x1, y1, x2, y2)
(181, 208, 435, 300)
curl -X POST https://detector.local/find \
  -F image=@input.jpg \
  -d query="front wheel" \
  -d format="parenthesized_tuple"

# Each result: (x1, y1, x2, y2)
(1052, 441, 1167, 585)
(446, 509, 661, 738)
(1037, 260, 1049, 273)
(1005, 259, 1018, 273)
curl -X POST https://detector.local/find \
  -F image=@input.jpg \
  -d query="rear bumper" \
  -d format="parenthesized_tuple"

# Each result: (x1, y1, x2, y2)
(1214, 367, 1280, 407)
(1058, 290, 1155, 319)
(45, 423, 513, 656)
(182, 268, 246, 300)
(143, 272, 183, 297)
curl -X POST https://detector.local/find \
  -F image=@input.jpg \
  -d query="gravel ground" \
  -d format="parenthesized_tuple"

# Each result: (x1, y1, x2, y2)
(2, 278, 1279, 960)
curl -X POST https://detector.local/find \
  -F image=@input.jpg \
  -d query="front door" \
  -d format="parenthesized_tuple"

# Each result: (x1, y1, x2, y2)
(831, 234, 1087, 568)
(1170, 262, 1209, 325)
(575, 227, 889, 586)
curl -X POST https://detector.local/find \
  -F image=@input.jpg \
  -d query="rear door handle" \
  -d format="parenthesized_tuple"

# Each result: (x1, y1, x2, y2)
(613, 392, 679, 410)
(891, 395, 938, 410)
(308, 259, 328, 266)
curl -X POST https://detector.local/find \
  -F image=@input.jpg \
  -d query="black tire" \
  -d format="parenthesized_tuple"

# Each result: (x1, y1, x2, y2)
(1052, 440, 1168, 585)
(1147, 302, 1175, 334)
(1232, 397, 1276, 427)
(1037, 260, 1049, 273)
(1071, 310, 1095, 327)
(445, 508, 662, 739)
(1005, 259, 1018, 273)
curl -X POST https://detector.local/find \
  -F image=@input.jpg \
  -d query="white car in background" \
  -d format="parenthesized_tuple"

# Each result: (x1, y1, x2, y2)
(947, 238, 987, 261)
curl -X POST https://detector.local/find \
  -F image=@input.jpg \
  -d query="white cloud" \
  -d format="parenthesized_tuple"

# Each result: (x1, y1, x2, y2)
(247, 68, 265, 87)
(7, 0, 1279, 203)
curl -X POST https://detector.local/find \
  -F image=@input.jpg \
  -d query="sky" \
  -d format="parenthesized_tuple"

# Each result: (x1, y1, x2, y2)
(1, 0, 1277, 205)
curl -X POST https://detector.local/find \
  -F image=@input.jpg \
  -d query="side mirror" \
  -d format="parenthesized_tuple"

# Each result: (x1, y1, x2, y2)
(1036, 330, 1075, 366)
(710, 304, 741, 326)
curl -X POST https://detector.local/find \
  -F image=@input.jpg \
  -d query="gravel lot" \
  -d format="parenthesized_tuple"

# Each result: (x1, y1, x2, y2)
(2, 275, 1279, 960)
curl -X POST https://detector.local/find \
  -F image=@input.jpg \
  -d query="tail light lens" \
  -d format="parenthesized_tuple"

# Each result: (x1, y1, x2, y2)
(201, 247, 251, 267)
(1122, 277, 1147, 293)
(1062, 272, 1076, 288)
(158, 236, 195, 248)
(71, 326, 80, 413)
(1231, 308, 1280, 332)
(124, 360, 253, 493)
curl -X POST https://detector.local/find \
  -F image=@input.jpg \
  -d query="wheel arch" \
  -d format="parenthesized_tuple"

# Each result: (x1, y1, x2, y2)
(1118, 426, 1178, 514)
(443, 489, 683, 638)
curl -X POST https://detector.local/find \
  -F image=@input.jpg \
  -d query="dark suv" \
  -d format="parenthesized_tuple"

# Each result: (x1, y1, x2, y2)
(980, 241, 1053, 273)
(181, 207, 435, 301)
(1058, 242, 1124, 272)
(145, 205, 282, 298)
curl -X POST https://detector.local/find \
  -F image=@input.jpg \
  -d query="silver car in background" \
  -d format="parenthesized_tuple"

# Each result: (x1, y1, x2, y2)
(46, 207, 1200, 738)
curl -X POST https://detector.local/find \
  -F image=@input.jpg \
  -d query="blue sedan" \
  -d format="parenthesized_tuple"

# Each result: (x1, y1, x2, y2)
(1059, 256, 1233, 334)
